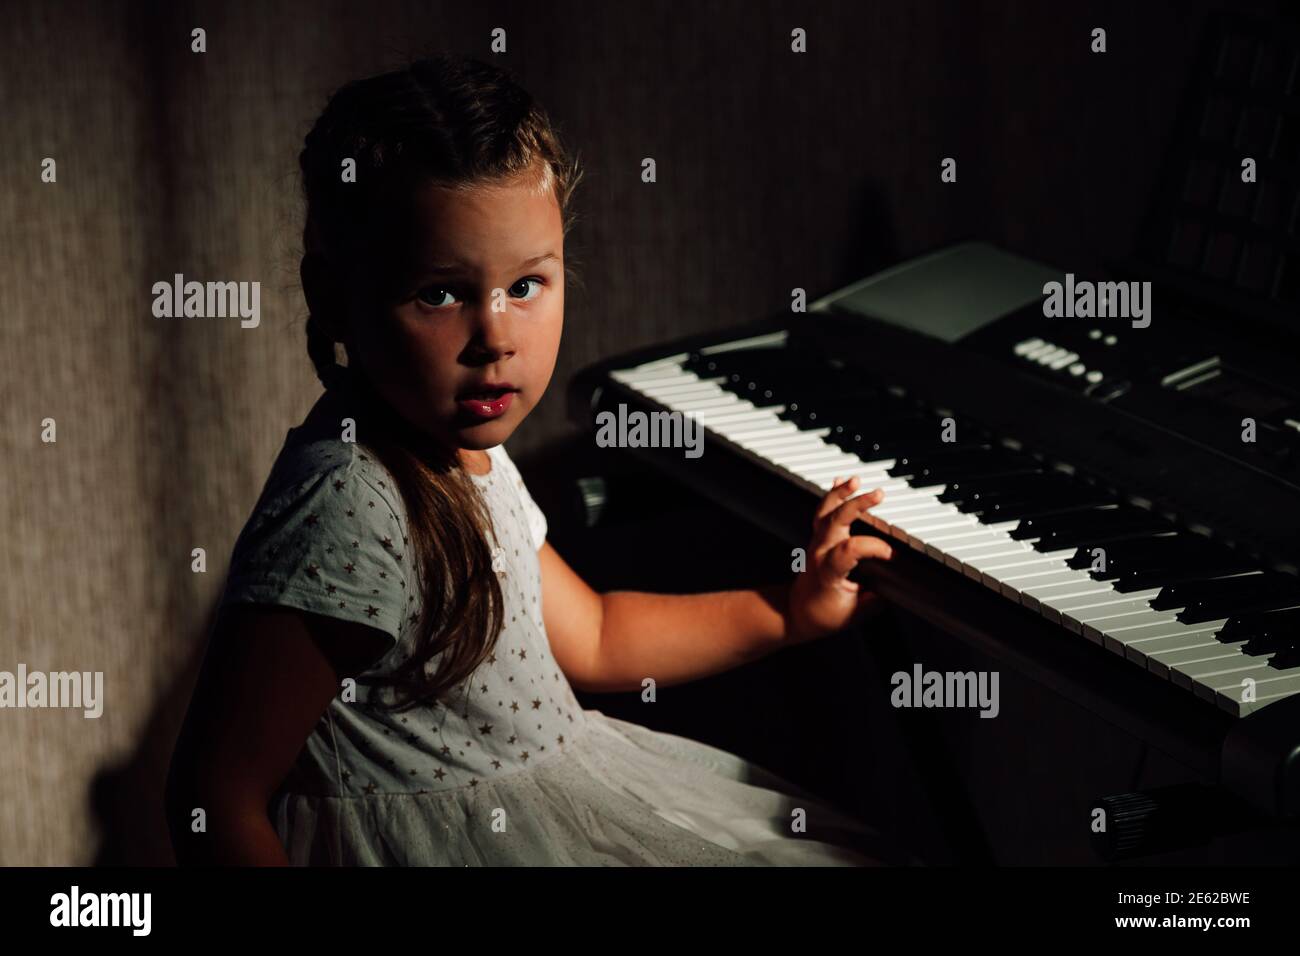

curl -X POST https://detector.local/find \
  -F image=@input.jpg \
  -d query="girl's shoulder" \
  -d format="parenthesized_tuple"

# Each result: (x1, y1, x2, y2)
(255, 377, 407, 519)
(251, 429, 404, 532)
(219, 416, 413, 643)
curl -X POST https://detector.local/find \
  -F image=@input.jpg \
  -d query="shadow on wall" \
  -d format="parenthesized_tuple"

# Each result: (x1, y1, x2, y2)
(90, 601, 222, 865)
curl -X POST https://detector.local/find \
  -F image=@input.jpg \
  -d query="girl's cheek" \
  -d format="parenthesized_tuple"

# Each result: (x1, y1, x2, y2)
(530, 322, 563, 383)
(389, 309, 452, 352)
(352, 312, 437, 380)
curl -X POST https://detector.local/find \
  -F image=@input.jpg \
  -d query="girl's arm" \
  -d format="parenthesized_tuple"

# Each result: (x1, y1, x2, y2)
(542, 476, 892, 693)
(165, 604, 390, 865)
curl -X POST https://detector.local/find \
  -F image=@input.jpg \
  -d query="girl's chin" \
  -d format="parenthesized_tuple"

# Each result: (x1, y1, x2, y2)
(451, 414, 515, 442)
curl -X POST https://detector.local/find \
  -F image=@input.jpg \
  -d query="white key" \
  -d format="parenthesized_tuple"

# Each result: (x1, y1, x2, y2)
(812, 474, 895, 492)
(1020, 577, 1116, 614)
(770, 448, 862, 468)
(875, 507, 965, 532)
(1196, 661, 1300, 709)
(689, 407, 776, 427)
(1116, 619, 1226, 664)
(801, 460, 897, 479)
(965, 551, 1062, 579)
(612, 368, 700, 387)
(993, 556, 1077, 581)
(1000, 569, 1091, 602)
(686, 403, 759, 421)
(922, 526, 1011, 547)
(640, 381, 727, 399)
(961, 548, 1040, 580)
(1041, 590, 1162, 630)
(943, 537, 1029, 558)
(919, 527, 1011, 562)
(1146, 641, 1247, 680)
(872, 499, 952, 521)
(715, 419, 801, 437)
(1199, 661, 1300, 703)
(869, 488, 947, 511)
(892, 517, 980, 551)
(956, 548, 1031, 571)
(846, 479, 915, 496)
(889, 510, 975, 532)
(1046, 587, 1161, 612)
(1133, 631, 1224, 667)
(1068, 597, 1174, 628)
(1170, 652, 1273, 695)
(813, 466, 902, 485)
(800, 455, 894, 476)
(977, 550, 1080, 592)
(1229, 675, 1300, 715)
(740, 432, 834, 452)
(671, 394, 749, 411)
(1086, 608, 1184, 647)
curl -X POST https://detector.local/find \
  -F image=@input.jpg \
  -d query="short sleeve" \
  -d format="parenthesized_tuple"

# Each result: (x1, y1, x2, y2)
(496, 447, 547, 550)
(219, 457, 412, 643)
(521, 482, 547, 550)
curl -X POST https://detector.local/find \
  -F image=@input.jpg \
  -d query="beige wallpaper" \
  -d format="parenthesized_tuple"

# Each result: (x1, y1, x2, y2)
(0, 0, 1216, 864)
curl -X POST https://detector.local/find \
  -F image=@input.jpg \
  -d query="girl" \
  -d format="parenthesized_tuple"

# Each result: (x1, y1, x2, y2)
(166, 55, 901, 866)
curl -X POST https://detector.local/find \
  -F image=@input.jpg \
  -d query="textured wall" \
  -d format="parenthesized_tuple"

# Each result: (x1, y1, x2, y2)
(0, 0, 1264, 864)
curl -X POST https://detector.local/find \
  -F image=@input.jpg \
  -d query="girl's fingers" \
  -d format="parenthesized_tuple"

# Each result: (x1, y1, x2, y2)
(828, 486, 885, 530)
(812, 485, 886, 552)
(814, 476, 884, 529)
(813, 475, 860, 525)
(823, 534, 895, 581)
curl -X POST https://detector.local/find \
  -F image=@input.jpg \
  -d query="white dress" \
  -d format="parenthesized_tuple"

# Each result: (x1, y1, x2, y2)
(218, 379, 898, 865)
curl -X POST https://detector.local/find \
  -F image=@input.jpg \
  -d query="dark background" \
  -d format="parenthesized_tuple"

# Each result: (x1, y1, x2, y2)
(1, 0, 1292, 865)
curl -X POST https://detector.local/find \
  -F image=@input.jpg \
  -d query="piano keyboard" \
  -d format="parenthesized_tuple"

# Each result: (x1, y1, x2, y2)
(608, 332, 1300, 718)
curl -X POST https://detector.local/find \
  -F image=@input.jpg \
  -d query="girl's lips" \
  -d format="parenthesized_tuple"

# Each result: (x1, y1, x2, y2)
(456, 390, 515, 421)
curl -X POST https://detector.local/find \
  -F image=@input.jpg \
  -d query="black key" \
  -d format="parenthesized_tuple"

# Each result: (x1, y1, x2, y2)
(779, 390, 909, 429)
(1071, 535, 1185, 572)
(974, 490, 1111, 522)
(1112, 558, 1259, 593)
(1179, 594, 1300, 624)
(1068, 534, 1183, 570)
(1231, 608, 1300, 655)
(888, 449, 1008, 482)
(830, 415, 935, 447)
(831, 422, 964, 458)
(1218, 607, 1300, 644)
(1269, 645, 1300, 669)
(908, 452, 1040, 488)
(1017, 508, 1168, 550)
(1153, 573, 1300, 621)
(941, 472, 1074, 505)
(1154, 572, 1295, 611)
(1087, 535, 1251, 583)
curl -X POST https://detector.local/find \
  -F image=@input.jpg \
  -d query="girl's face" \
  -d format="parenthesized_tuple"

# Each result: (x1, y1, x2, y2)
(345, 170, 565, 460)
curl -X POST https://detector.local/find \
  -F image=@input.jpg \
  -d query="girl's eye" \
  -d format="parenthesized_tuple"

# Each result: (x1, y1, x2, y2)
(509, 277, 543, 301)
(415, 286, 458, 308)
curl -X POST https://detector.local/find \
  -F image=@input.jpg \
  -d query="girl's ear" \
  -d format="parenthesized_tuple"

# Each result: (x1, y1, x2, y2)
(301, 253, 346, 340)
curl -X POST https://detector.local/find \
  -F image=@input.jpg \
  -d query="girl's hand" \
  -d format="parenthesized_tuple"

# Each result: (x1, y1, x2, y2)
(786, 475, 893, 645)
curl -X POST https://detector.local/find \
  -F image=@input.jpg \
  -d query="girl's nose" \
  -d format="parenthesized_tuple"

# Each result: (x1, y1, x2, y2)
(467, 297, 517, 357)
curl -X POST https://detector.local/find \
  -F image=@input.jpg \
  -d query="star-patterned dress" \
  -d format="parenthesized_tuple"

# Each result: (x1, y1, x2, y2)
(217, 378, 897, 866)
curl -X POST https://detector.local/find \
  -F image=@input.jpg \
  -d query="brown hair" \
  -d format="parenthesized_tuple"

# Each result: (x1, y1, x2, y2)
(298, 55, 581, 710)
